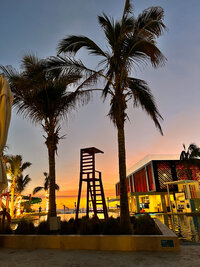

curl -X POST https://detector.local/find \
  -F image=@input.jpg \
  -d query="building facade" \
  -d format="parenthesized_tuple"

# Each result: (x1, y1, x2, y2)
(115, 155, 200, 213)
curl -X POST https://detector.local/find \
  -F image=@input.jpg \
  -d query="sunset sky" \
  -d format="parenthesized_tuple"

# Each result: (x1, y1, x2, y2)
(1, 0, 200, 208)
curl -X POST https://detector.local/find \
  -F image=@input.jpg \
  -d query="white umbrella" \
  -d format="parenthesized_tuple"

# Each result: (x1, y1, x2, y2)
(0, 75, 13, 192)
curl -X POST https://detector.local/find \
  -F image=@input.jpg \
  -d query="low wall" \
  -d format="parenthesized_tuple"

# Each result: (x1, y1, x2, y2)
(0, 219, 179, 252)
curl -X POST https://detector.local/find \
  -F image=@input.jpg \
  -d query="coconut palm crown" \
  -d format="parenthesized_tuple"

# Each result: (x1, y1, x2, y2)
(1, 55, 89, 220)
(49, 0, 167, 232)
(5, 154, 31, 183)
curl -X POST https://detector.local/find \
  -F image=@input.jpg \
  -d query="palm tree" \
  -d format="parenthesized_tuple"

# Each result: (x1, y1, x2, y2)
(33, 172, 59, 212)
(1, 55, 89, 221)
(180, 143, 200, 180)
(50, 0, 166, 232)
(5, 154, 31, 217)
(16, 174, 31, 194)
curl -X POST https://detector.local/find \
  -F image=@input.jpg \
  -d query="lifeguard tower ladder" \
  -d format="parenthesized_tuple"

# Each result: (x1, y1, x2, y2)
(76, 147, 108, 220)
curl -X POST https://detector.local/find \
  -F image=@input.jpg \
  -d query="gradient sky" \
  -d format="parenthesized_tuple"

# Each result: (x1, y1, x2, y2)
(1, 0, 200, 208)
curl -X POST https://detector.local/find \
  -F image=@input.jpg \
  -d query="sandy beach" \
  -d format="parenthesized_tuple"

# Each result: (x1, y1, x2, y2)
(0, 245, 200, 267)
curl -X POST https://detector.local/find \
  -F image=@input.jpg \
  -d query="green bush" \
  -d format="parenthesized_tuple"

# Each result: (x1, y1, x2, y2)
(36, 221, 50, 235)
(15, 219, 35, 235)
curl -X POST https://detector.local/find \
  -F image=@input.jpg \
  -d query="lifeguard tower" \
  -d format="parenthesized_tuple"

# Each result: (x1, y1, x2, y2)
(76, 147, 108, 220)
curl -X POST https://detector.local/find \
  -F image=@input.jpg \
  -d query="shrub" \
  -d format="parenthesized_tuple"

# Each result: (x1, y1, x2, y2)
(79, 217, 102, 235)
(36, 221, 50, 235)
(133, 214, 161, 235)
(102, 217, 121, 235)
(60, 219, 78, 235)
(130, 216, 137, 226)
(15, 219, 35, 235)
(0, 223, 13, 234)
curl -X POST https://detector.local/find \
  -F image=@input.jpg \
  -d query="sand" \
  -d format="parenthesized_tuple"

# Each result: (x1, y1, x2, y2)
(0, 245, 200, 267)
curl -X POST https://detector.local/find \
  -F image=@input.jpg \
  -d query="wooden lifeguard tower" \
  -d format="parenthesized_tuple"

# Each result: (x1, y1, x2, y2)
(76, 147, 108, 220)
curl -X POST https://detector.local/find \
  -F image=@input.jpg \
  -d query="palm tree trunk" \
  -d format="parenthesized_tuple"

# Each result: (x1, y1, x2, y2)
(10, 177, 16, 218)
(117, 124, 132, 233)
(45, 190, 49, 213)
(47, 145, 57, 218)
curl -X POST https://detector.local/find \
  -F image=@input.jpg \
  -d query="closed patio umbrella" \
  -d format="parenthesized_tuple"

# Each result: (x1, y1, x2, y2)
(0, 75, 13, 192)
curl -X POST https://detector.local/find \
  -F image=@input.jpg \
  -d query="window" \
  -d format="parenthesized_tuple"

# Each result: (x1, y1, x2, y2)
(134, 168, 148, 192)
(157, 162, 173, 190)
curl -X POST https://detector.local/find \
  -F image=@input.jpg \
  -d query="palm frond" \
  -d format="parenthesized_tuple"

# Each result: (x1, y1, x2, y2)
(188, 143, 200, 158)
(102, 81, 111, 101)
(20, 161, 32, 172)
(21, 54, 42, 71)
(57, 35, 106, 57)
(47, 56, 112, 86)
(98, 14, 116, 49)
(17, 174, 31, 193)
(128, 77, 163, 134)
(180, 150, 187, 161)
(123, 37, 166, 68)
(122, 0, 133, 19)
(47, 56, 93, 79)
(135, 6, 166, 39)
(33, 187, 44, 195)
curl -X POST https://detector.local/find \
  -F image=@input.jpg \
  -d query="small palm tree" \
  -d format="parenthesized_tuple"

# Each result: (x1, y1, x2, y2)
(33, 172, 59, 212)
(5, 154, 31, 217)
(180, 143, 200, 180)
(1, 55, 89, 221)
(50, 0, 166, 232)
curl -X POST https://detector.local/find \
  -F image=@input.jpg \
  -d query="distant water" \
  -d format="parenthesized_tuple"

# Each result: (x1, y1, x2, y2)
(37, 209, 119, 224)
(57, 208, 77, 214)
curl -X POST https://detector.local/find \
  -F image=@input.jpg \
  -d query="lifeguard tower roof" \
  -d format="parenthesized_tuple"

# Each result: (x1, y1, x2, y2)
(81, 147, 104, 154)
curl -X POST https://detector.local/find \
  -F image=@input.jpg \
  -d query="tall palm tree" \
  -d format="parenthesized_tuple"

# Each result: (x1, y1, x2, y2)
(49, 0, 166, 232)
(180, 143, 200, 180)
(5, 154, 31, 217)
(1, 55, 89, 221)
(33, 172, 59, 212)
